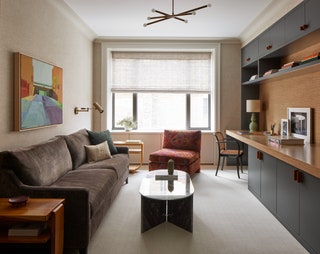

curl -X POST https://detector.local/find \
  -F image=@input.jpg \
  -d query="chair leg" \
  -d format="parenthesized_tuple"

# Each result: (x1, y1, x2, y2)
(236, 158, 240, 179)
(215, 156, 221, 176)
(240, 156, 243, 173)
(221, 157, 226, 171)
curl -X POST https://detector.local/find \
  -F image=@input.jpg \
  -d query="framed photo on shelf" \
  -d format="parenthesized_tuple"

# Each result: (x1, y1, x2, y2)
(287, 107, 313, 143)
(281, 119, 289, 137)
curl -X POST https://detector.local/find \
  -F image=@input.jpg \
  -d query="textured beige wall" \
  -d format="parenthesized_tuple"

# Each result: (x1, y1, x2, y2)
(0, 0, 94, 150)
(220, 43, 242, 133)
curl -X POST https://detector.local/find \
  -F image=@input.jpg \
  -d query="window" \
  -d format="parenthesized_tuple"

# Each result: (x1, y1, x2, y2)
(110, 51, 214, 131)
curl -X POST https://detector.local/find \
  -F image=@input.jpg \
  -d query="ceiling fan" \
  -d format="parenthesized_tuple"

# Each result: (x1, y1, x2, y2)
(143, 0, 211, 27)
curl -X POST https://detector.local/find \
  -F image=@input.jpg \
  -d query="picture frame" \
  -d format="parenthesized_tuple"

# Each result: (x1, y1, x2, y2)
(280, 119, 289, 137)
(14, 52, 63, 131)
(287, 107, 312, 143)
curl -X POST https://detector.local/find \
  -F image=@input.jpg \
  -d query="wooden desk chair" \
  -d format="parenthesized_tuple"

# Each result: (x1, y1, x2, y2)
(214, 132, 244, 178)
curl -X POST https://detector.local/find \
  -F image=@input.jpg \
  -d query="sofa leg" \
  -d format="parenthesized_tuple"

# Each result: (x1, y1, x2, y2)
(125, 178, 128, 184)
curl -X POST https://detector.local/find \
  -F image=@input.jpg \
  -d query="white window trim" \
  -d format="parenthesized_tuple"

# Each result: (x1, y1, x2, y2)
(99, 40, 221, 132)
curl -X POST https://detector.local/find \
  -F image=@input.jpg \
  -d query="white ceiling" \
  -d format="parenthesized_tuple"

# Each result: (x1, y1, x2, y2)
(63, 0, 300, 40)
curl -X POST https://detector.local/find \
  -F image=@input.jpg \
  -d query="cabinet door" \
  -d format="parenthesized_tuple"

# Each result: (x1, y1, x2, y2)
(284, 3, 305, 43)
(305, 0, 320, 34)
(259, 20, 284, 57)
(248, 146, 260, 197)
(242, 39, 258, 67)
(300, 172, 320, 253)
(260, 153, 277, 213)
(276, 160, 299, 235)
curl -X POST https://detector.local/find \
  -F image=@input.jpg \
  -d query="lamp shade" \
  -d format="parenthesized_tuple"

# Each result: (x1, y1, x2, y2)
(246, 100, 260, 113)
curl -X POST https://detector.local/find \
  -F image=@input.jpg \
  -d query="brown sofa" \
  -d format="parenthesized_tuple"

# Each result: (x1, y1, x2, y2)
(0, 129, 129, 254)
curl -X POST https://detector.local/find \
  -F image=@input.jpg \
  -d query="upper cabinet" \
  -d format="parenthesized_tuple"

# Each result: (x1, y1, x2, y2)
(305, 0, 320, 33)
(241, 0, 320, 85)
(241, 38, 258, 67)
(259, 20, 285, 58)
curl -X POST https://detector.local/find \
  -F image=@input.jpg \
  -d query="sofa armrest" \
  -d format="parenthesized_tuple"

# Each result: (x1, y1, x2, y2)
(0, 169, 90, 249)
(116, 146, 129, 154)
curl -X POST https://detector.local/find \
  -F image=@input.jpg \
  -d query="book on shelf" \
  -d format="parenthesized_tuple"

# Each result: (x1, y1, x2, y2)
(300, 52, 320, 65)
(8, 222, 46, 236)
(263, 69, 278, 76)
(268, 136, 304, 145)
(279, 61, 299, 71)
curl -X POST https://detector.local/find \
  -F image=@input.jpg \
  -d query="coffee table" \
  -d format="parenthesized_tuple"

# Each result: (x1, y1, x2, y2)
(139, 170, 194, 233)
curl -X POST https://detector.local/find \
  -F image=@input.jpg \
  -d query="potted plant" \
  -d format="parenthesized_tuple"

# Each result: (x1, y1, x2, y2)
(117, 117, 137, 131)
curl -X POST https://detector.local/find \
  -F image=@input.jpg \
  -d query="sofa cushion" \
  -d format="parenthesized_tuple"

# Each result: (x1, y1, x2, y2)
(85, 141, 112, 163)
(8, 137, 72, 186)
(162, 130, 201, 152)
(64, 129, 91, 169)
(149, 148, 199, 166)
(77, 153, 129, 179)
(86, 129, 118, 155)
(51, 168, 117, 218)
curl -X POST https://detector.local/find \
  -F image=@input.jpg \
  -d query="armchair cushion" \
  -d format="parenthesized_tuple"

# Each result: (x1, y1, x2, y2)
(149, 148, 199, 166)
(162, 130, 201, 152)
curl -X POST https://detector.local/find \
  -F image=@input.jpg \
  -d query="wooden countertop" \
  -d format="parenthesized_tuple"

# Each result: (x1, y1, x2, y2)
(226, 130, 320, 179)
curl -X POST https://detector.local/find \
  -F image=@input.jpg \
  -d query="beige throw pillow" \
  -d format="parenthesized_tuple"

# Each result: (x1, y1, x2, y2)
(85, 140, 112, 163)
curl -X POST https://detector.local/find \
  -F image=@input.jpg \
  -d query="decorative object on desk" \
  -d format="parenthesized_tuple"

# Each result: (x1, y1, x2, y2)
(287, 107, 313, 143)
(268, 135, 304, 145)
(270, 123, 276, 135)
(263, 69, 278, 76)
(246, 100, 260, 132)
(14, 52, 63, 131)
(8, 195, 29, 206)
(117, 116, 137, 131)
(74, 102, 104, 114)
(168, 159, 174, 175)
(249, 74, 258, 81)
(281, 119, 289, 137)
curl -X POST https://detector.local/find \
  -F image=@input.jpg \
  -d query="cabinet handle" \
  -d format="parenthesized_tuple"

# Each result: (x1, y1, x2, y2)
(293, 170, 303, 183)
(300, 24, 309, 31)
(246, 57, 251, 62)
(256, 151, 263, 160)
(266, 45, 272, 50)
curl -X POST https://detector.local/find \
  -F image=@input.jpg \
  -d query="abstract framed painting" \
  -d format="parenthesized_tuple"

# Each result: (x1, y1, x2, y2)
(287, 107, 312, 143)
(13, 52, 63, 131)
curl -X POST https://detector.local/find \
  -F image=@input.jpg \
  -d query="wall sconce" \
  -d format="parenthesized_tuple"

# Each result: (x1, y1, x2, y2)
(246, 100, 260, 132)
(74, 102, 104, 114)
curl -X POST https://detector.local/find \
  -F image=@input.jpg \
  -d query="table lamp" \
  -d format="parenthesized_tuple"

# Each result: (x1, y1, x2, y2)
(246, 100, 260, 132)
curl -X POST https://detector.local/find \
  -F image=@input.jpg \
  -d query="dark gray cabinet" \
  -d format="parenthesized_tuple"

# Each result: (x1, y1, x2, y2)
(305, 0, 320, 34)
(276, 160, 299, 235)
(284, 3, 305, 43)
(300, 172, 320, 254)
(248, 145, 320, 254)
(248, 146, 260, 197)
(241, 39, 258, 67)
(260, 152, 277, 213)
(259, 20, 285, 57)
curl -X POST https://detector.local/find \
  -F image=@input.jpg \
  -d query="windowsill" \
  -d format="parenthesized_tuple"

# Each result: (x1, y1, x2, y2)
(110, 130, 214, 134)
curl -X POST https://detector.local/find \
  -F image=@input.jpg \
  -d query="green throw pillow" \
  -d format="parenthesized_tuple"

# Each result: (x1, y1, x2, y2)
(86, 129, 118, 155)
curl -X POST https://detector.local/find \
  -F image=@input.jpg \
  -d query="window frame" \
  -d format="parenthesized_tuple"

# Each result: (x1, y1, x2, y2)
(102, 41, 221, 132)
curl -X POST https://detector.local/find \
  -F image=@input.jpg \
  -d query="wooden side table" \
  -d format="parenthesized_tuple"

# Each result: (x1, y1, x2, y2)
(0, 198, 65, 254)
(114, 140, 144, 173)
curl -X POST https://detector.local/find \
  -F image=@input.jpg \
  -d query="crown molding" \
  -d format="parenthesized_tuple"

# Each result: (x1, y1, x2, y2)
(240, 0, 303, 47)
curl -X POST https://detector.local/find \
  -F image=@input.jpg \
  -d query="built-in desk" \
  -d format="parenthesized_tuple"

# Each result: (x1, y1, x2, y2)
(227, 130, 320, 254)
(226, 130, 320, 179)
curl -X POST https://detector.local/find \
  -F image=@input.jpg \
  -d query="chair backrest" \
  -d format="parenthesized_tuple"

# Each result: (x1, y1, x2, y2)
(214, 132, 226, 152)
(162, 130, 201, 152)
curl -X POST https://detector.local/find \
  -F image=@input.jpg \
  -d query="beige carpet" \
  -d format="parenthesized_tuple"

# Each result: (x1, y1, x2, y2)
(87, 167, 308, 254)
